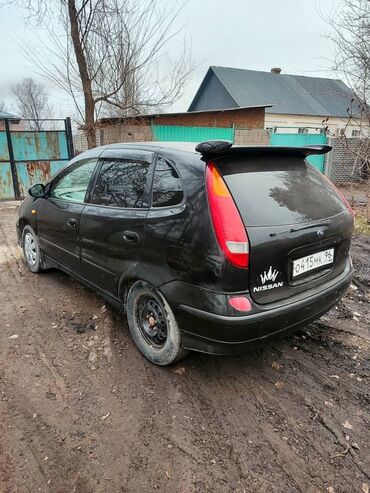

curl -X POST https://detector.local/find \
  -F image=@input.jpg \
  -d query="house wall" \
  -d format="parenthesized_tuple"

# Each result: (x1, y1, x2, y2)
(153, 107, 265, 129)
(265, 113, 369, 138)
(0, 121, 22, 131)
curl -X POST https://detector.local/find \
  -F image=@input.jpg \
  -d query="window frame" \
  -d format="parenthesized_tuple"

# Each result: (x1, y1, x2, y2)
(48, 157, 100, 205)
(87, 151, 155, 210)
(149, 154, 185, 210)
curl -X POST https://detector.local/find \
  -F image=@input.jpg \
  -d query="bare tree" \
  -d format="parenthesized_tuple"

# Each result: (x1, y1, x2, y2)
(17, 0, 192, 148)
(11, 77, 52, 130)
(0, 100, 6, 112)
(327, 0, 370, 221)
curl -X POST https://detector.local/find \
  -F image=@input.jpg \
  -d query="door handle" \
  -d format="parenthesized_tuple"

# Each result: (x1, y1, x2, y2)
(67, 218, 77, 228)
(123, 231, 139, 244)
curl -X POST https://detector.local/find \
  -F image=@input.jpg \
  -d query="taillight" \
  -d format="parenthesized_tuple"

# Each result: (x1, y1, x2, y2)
(322, 174, 355, 218)
(206, 162, 249, 268)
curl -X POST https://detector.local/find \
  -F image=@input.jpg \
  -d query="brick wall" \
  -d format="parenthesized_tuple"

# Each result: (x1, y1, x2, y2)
(234, 128, 270, 145)
(153, 107, 265, 129)
(100, 125, 153, 146)
(0, 121, 22, 131)
(326, 138, 368, 183)
(81, 107, 266, 149)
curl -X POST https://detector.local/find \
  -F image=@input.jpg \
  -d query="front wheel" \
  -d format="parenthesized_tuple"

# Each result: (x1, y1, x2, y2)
(126, 281, 188, 366)
(22, 225, 42, 273)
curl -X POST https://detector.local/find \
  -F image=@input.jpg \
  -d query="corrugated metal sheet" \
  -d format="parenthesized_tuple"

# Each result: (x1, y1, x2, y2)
(0, 132, 9, 161)
(153, 125, 234, 142)
(0, 162, 15, 199)
(270, 133, 327, 171)
(16, 160, 67, 198)
(11, 131, 69, 161)
(0, 128, 71, 200)
(190, 66, 357, 117)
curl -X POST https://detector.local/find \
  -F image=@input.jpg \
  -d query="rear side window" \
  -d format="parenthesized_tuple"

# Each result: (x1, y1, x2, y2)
(217, 156, 346, 226)
(92, 158, 150, 208)
(152, 158, 183, 207)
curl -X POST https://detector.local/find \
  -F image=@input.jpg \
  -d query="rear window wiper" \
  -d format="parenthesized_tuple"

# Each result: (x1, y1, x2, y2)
(269, 222, 331, 237)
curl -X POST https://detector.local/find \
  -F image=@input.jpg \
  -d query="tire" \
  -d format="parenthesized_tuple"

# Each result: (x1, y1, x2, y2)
(126, 281, 188, 366)
(22, 225, 42, 273)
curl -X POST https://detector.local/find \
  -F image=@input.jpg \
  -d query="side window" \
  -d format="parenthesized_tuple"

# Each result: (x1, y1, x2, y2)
(50, 158, 97, 203)
(92, 158, 150, 208)
(152, 158, 183, 207)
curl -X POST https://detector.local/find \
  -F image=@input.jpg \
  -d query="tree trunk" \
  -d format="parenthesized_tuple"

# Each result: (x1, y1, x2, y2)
(84, 101, 96, 150)
(67, 0, 96, 149)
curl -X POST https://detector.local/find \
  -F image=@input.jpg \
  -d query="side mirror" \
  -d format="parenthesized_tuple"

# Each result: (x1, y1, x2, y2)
(29, 183, 46, 198)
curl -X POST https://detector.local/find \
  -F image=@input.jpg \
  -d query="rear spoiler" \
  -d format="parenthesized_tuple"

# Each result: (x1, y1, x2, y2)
(195, 140, 332, 159)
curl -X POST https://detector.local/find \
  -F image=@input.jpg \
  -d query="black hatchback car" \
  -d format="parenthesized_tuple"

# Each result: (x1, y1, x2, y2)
(17, 141, 354, 365)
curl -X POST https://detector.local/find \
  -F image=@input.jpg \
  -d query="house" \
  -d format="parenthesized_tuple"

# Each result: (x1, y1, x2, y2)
(0, 110, 21, 130)
(86, 105, 271, 152)
(188, 66, 363, 137)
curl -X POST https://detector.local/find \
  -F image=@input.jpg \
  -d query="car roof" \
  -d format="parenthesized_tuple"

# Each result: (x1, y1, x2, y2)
(106, 141, 200, 154)
(101, 141, 332, 159)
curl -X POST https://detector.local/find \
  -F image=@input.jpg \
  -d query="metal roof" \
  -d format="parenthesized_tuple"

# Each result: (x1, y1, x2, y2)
(0, 110, 20, 120)
(190, 66, 359, 118)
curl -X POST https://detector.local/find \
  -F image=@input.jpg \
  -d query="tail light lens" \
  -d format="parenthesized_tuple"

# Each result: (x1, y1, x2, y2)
(206, 162, 249, 268)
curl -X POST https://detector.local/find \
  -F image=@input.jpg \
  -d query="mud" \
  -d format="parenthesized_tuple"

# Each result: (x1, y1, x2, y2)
(0, 206, 369, 493)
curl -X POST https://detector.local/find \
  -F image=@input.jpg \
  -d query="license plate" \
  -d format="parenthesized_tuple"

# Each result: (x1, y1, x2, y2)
(292, 248, 334, 278)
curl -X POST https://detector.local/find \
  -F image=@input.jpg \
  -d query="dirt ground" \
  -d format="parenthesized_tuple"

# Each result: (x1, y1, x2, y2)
(0, 204, 369, 493)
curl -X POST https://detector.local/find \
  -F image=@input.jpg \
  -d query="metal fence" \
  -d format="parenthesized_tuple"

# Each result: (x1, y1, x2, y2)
(152, 124, 234, 142)
(270, 132, 327, 172)
(0, 118, 74, 200)
(325, 137, 368, 184)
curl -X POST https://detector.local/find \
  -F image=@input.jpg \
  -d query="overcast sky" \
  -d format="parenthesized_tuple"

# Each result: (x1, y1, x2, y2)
(0, 0, 339, 118)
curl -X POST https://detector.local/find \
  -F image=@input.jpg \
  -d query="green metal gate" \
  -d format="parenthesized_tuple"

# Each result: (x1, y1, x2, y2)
(152, 124, 234, 142)
(270, 133, 327, 171)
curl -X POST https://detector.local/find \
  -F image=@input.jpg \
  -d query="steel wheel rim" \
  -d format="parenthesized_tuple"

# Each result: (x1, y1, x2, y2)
(24, 232, 37, 266)
(136, 294, 168, 349)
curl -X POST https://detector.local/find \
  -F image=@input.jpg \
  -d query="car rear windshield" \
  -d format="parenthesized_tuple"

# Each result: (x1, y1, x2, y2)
(215, 155, 346, 227)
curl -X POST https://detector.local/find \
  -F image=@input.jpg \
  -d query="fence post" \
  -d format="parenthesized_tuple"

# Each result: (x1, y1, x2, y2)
(324, 138, 333, 177)
(4, 119, 20, 200)
(65, 117, 75, 159)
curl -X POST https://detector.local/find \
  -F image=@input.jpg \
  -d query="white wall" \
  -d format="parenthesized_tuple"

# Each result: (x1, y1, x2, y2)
(265, 113, 369, 138)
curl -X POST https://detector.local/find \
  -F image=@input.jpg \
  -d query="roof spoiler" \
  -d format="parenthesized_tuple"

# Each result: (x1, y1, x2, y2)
(195, 140, 332, 158)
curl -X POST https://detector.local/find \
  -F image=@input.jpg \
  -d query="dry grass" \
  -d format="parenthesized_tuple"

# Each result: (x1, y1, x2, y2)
(354, 205, 370, 234)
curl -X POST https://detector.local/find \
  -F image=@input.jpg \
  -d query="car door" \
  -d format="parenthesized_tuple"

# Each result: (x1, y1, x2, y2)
(79, 148, 154, 297)
(37, 157, 99, 273)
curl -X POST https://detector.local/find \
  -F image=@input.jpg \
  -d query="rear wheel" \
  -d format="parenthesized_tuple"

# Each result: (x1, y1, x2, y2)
(22, 225, 42, 273)
(126, 281, 188, 366)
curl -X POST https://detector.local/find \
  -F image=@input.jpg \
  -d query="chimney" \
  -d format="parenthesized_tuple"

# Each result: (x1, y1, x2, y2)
(271, 67, 282, 74)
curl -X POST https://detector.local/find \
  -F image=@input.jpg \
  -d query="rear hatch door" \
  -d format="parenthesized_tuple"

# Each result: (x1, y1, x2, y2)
(216, 154, 353, 305)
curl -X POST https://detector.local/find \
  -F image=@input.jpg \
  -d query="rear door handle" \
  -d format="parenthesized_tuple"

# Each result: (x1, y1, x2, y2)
(67, 218, 77, 228)
(123, 231, 139, 244)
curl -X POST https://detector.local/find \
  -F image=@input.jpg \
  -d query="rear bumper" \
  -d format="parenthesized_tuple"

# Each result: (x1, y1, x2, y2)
(161, 262, 353, 355)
